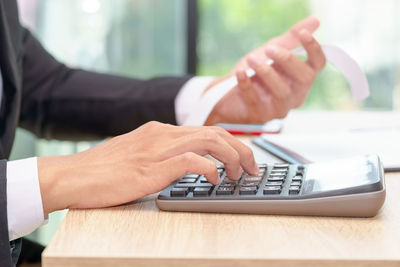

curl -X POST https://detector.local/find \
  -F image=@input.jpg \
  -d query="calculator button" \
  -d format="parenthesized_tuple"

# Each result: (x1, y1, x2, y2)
(263, 186, 281, 195)
(241, 181, 260, 187)
(266, 181, 283, 187)
(175, 183, 197, 188)
(239, 186, 258, 195)
(244, 176, 263, 182)
(193, 187, 213, 196)
(292, 175, 302, 181)
(179, 178, 197, 183)
(267, 176, 285, 181)
(290, 181, 302, 187)
(271, 168, 287, 173)
(289, 185, 300, 195)
(216, 186, 235, 195)
(269, 172, 286, 177)
(170, 188, 189, 197)
(221, 179, 238, 187)
(183, 174, 199, 179)
(199, 177, 208, 183)
(297, 165, 305, 171)
(273, 163, 289, 168)
(223, 178, 238, 183)
(258, 164, 268, 168)
(198, 183, 214, 187)
(221, 182, 237, 187)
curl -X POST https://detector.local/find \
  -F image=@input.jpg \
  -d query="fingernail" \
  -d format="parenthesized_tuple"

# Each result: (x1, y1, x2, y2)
(237, 167, 243, 180)
(248, 54, 262, 68)
(236, 70, 246, 81)
(253, 163, 259, 175)
(300, 29, 313, 43)
(266, 45, 278, 57)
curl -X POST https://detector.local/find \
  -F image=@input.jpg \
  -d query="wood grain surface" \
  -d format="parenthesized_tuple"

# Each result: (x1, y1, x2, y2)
(42, 111, 400, 267)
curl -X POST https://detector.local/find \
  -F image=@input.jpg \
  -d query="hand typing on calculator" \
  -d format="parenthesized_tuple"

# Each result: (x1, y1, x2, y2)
(38, 122, 258, 215)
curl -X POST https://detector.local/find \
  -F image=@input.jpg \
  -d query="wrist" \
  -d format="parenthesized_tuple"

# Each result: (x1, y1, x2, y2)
(202, 74, 233, 126)
(37, 155, 75, 215)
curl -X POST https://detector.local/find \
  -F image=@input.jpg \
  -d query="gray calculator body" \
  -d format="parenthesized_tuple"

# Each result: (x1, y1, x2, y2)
(157, 154, 386, 217)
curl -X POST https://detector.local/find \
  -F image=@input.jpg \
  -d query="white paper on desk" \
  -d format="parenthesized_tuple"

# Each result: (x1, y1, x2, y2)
(185, 45, 370, 126)
(261, 130, 400, 170)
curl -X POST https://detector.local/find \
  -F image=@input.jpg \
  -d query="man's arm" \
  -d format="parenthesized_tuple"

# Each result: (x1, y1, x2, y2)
(19, 28, 191, 141)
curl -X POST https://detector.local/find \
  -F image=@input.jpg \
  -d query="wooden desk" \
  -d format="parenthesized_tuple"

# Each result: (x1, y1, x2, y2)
(42, 111, 400, 267)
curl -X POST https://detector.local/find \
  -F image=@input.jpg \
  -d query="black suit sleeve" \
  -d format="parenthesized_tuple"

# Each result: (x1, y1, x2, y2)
(18, 29, 192, 141)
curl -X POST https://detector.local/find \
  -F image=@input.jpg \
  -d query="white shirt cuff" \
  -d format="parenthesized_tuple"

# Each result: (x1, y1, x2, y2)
(175, 76, 215, 125)
(7, 157, 46, 241)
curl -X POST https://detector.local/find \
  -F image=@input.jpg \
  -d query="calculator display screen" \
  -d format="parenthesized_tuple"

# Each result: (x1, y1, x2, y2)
(302, 155, 379, 194)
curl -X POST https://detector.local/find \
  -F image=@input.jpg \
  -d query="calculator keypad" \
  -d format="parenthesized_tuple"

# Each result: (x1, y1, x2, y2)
(193, 187, 213, 196)
(168, 164, 305, 198)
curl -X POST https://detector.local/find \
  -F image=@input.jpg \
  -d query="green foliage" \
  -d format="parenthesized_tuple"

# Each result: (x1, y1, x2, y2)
(198, 0, 309, 76)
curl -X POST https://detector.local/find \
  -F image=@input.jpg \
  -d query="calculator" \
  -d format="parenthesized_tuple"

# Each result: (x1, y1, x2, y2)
(157, 154, 386, 217)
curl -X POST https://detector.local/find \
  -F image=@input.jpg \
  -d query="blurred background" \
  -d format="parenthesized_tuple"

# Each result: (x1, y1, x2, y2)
(13, 0, 400, 246)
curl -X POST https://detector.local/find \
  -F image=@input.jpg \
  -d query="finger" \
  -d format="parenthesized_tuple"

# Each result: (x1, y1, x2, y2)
(247, 54, 291, 101)
(299, 29, 326, 72)
(209, 126, 259, 175)
(162, 129, 242, 179)
(159, 152, 220, 185)
(269, 16, 320, 49)
(164, 126, 259, 176)
(265, 45, 314, 86)
(236, 68, 261, 118)
(183, 126, 259, 175)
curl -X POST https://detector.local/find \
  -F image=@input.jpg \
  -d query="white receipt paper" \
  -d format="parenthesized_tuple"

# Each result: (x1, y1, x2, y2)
(185, 44, 370, 126)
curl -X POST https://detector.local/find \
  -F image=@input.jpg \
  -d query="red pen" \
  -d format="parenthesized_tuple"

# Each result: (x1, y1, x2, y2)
(216, 121, 283, 135)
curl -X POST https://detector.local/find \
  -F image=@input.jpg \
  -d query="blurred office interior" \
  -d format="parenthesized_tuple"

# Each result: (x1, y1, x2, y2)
(13, 0, 400, 245)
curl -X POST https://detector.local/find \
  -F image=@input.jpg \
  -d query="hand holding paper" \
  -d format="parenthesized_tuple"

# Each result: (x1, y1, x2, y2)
(184, 17, 370, 126)
(198, 17, 326, 126)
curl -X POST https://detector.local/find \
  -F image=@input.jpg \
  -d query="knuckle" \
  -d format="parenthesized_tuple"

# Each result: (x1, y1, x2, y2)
(211, 126, 227, 135)
(207, 161, 217, 172)
(275, 87, 291, 101)
(239, 78, 252, 90)
(145, 120, 161, 128)
(181, 152, 196, 164)
(231, 150, 240, 164)
(243, 147, 255, 160)
(202, 129, 219, 142)
(278, 51, 293, 62)
(297, 72, 313, 85)
(260, 64, 273, 76)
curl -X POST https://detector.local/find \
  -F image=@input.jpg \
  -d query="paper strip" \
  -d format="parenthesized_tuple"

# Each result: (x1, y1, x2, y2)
(185, 45, 370, 126)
